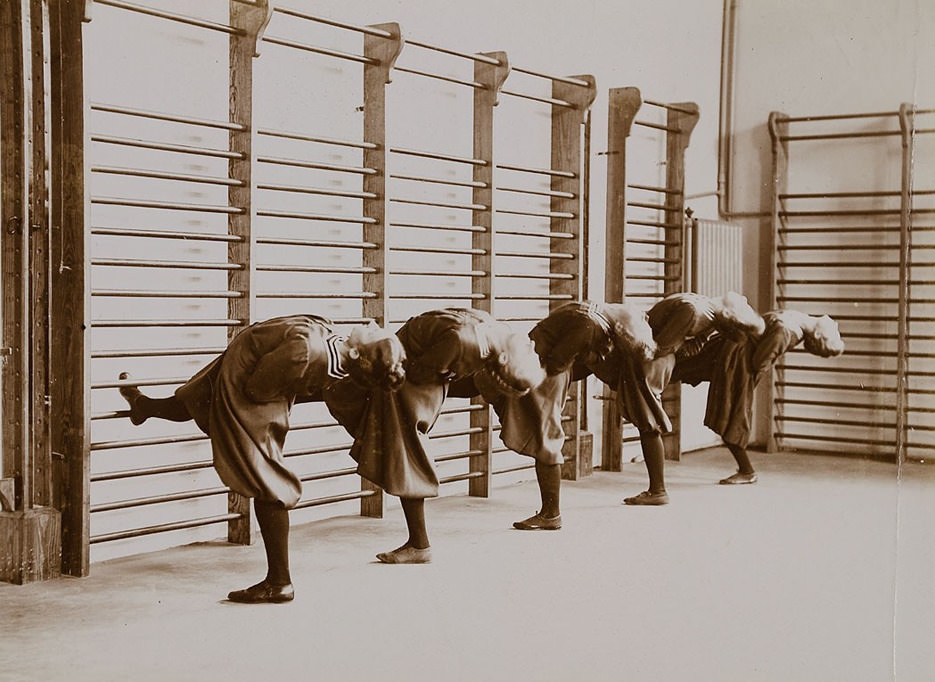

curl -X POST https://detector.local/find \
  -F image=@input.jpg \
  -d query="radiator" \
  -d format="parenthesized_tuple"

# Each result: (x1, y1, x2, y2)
(689, 218, 744, 297)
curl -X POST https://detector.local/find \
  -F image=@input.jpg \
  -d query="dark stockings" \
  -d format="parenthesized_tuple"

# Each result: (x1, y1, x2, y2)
(400, 497, 430, 549)
(639, 431, 667, 495)
(727, 443, 755, 474)
(254, 499, 291, 587)
(535, 462, 561, 518)
(135, 395, 192, 423)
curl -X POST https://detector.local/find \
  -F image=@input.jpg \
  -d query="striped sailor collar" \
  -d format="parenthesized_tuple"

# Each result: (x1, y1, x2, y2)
(585, 302, 613, 336)
(473, 323, 492, 360)
(325, 334, 349, 380)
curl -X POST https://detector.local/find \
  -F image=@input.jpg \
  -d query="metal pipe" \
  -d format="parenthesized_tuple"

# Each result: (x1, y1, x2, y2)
(496, 229, 575, 239)
(93, 0, 242, 35)
(257, 264, 377, 274)
(272, 7, 393, 38)
(393, 66, 485, 90)
(404, 38, 500, 64)
(495, 251, 574, 260)
(256, 155, 376, 175)
(261, 35, 375, 65)
(91, 258, 242, 270)
(91, 135, 243, 159)
(91, 460, 212, 482)
(500, 90, 573, 108)
(90, 514, 241, 544)
(92, 318, 241, 328)
(256, 209, 376, 224)
(495, 208, 575, 220)
(496, 163, 575, 178)
(634, 120, 680, 133)
(644, 99, 697, 115)
(92, 289, 241, 298)
(257, 291, 377, 299)
(389, 146, 486, 165)
(390, 198, 487, 211)
(91, 197, 244, 214)
(257, 128, 376, 149)
(90, 102, 244, 131)
(629, 183, 681, 195)
(257, 183, 376, 200)
(627, 219, 682, 229)
(390, 173, 486, 189)
(781, 131, 900, 141)
(391, 293, 486, 300)
(92, 166, 243, 187)
(389, 221, 486, 233)
(293, 490, 376, 511)
(497, 186, 576, 199)
(510, 66, 589, 88)
(256, 237, 377, 250)
(391, 245, 486, 255)
(91, 227, 242, 242)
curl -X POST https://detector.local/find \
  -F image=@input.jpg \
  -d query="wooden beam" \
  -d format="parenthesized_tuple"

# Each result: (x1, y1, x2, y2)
(552, 74, 596, 480)
(601, 87, 641, 472)
(765, 111, 789, 454)
(359, 22, 402, 518)
(49, 0, 89, 577)
(1, 0, 31, 512)
(468, 50, 509, 498)
(225, 0, 270, 545)
(660, 102, 699, 463)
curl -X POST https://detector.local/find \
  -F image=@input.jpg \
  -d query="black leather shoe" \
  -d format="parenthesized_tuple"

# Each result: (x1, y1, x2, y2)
(623, 490, 670, 506)
(227, 580, 294, 604)
(513, 512, 562, 530)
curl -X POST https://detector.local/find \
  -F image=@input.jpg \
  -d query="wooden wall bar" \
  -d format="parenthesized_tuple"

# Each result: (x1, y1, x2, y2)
(601, 87, 641, 472)
(468, 51, 510, 498)
(551, 75, 596, 480)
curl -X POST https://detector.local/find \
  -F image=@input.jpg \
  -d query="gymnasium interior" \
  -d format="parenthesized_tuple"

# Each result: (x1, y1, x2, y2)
(1, 1, 933, 680)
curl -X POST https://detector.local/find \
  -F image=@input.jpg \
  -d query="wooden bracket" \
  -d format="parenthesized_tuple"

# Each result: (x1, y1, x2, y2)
(556, 74, 597, 124)
(231, 0, 273, 58)
(365, 22, 403, 85)
(475, 51, 510, 107)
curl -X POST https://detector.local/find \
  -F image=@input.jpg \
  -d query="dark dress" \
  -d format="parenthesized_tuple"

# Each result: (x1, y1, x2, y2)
(595, 293, 720, 434)
(324, 309, 507, 499)
(672, 310, 801, 448)
(481, 301, 649, 464)
(175, 314, 340, 508)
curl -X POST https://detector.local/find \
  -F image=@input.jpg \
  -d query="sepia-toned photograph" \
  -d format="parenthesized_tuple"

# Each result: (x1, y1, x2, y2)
(1, 0, 933, 679)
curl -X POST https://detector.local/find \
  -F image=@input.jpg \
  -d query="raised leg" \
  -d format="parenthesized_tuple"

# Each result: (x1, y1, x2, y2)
(118, 372, 192, 425)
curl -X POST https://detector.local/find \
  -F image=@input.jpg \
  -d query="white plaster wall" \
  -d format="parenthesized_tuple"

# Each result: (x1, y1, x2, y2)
(725, 0, 934, 444)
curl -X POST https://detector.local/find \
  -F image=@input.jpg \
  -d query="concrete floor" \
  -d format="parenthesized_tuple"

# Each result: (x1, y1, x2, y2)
(3, 447, 934, 682)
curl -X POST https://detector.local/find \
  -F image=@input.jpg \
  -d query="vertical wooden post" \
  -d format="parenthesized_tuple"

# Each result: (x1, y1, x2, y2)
(660, 102, 698, 462)
(29, 0, 53, 512)
(895, 103, 914, 466)
(765, 111, 789, 453)
(551, 75, 596, 480)
(226, 0, 270, 545)
(1, 0, 61, 584)
(48, 0, 89, 578)
(360, 23, 402, 517)
(601, 87, 641, 472)
(468, 51, 509, 498)
(1, 0, 33, 513)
